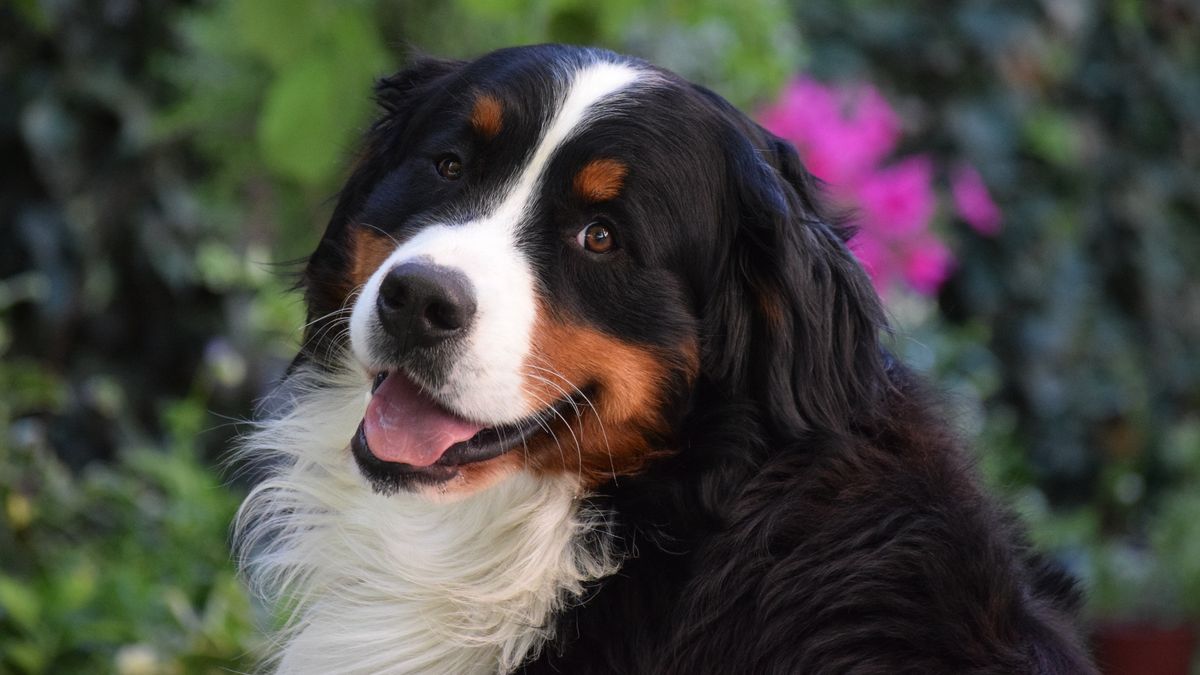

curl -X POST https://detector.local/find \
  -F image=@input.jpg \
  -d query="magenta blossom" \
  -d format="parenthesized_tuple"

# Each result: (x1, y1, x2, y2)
(902, 236, 956, 296)
(761, 76, 1000, 298)
(848, 231, 893, 290)
(758, 77, 900, 187)
(855, 157, 937, 239)
(950, 164, 1003, 236)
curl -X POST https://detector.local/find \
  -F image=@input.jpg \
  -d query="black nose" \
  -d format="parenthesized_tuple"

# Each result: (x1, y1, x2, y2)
(376, 262, 477, 351)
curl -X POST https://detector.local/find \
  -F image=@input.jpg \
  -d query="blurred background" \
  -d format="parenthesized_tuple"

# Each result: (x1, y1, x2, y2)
(1, 0, 1198, 673)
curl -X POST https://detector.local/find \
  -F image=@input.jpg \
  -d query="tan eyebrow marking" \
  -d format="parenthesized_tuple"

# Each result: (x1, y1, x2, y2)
(348, 225, 395, 289)
(574, 158, 628, 202)
(470, 94, 504, 139)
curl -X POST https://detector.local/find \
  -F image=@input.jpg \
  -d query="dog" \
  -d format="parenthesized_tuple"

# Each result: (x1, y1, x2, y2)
(235, 45, 1096, 674)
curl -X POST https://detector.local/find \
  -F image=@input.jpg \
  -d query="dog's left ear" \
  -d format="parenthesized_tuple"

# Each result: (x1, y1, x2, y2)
(704, 123, 889, 439)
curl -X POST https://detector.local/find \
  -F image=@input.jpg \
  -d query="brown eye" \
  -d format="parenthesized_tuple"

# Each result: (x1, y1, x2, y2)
(436, 154, 463, 180)
(576, 221, 617, 254)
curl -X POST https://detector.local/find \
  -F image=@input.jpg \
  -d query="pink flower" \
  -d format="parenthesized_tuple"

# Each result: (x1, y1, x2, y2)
(950, 164, 1002, 236)
(854, 157, 937, 239)
(759, 78, 900, 186)
(760, 76, 968, 298)
(902, 237, 956, 296)
(848, 231, 894, 290)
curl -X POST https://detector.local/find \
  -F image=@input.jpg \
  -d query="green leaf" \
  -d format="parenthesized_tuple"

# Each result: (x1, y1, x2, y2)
(459, 0, 532, 21)
(3, 638, 48, 673)
(54, 560, 98, 614)
(231, 0, 325, 68)
(0, 574, 41, 633)
(327, 9, 390, 83)
(257, 57, 346, 185)
(10, 0, 51, 34)
(1023, 108, 1082, 168)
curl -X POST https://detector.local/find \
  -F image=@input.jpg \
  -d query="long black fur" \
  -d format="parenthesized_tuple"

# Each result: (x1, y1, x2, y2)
(522, 373, 1094, 673)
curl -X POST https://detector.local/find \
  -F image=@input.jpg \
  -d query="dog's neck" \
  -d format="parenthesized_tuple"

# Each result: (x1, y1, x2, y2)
(235, 365, 615, 674)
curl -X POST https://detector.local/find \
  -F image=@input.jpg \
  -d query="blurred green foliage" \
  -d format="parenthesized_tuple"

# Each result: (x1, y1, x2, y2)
(1, 0, 1199, 671)
(1, 396, 255, 672)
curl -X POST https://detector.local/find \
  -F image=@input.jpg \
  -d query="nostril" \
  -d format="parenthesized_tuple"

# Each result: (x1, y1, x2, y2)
(374, 262, 477, 348)
(425, 299, 464, 332)
(377, 274, 411, 312)
(379, 287, 408, 312)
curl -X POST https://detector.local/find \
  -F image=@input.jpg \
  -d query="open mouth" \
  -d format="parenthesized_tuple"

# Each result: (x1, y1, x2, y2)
(351, 370, 587, 490)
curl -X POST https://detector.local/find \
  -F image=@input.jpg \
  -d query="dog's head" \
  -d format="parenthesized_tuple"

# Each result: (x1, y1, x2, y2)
(300, 45, 887, 498)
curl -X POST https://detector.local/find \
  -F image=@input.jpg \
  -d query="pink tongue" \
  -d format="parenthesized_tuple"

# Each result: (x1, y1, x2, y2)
(363, 373, 484, 466)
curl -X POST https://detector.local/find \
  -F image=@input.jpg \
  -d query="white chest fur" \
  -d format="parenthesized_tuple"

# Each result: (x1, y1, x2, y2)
(234, 366, 614, 674)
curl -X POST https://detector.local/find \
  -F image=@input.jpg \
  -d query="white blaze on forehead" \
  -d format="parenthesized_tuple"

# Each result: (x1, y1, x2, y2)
(349, 60, 644, 425)
(488, 61, 642, 229)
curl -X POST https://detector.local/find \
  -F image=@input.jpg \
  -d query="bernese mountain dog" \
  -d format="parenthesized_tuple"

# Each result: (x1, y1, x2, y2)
(235, 45, 1096, 674)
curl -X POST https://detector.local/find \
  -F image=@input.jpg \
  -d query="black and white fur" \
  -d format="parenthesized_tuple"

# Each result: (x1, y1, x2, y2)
(235, 45, 1096, 674)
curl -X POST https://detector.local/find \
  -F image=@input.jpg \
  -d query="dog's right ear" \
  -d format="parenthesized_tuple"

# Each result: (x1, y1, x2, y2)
(323, 57, 465, 229)
(301, 57, 464, 363)
(344, 57, 466, 204)
(373, 57, 464, 119)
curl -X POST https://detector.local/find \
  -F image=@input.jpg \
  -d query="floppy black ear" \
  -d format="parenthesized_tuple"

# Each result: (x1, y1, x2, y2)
(300, 57, 464, 360)
(705, 126, 889, 439)
(325, 56, 466, 229)
(371, 56, 465, 128)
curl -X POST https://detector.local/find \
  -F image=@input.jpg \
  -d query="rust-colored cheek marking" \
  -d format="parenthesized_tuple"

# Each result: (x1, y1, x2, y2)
(516, 308, 696, 488)
(348, 225, 396, 290)
(470, 94, 504, 139)
(573, 159, 627, 202)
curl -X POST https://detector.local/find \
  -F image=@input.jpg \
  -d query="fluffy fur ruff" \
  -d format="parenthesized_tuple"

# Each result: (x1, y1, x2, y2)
(233, 360, 617, 674)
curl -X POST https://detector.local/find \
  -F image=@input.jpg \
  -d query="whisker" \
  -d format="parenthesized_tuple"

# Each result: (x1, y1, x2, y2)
(302, 286, 364, 363)
(359, 222, 403, 248)
(520, 385, 568, 471)
(294, 304, 354, 337)
(523, 369, 584, 423)
(526, 383, 582, 460)
(524, 373, 586, 481)
(320, 327, 354, 368)
(524, 356, 617, 484)
(306, 318, 346, 359)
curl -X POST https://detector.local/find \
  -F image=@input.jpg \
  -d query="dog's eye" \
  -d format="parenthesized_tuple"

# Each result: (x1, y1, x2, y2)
(435, 154, 463, 180)
(576, 221, 618, 254)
